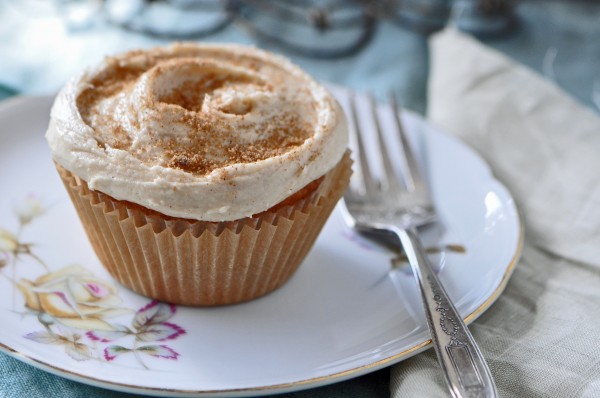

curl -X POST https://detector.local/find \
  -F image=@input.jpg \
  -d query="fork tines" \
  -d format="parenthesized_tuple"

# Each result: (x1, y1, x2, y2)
(346, 91, 431, 208)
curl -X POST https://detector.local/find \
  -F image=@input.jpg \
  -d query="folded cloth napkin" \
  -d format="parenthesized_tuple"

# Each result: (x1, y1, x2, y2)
(391, 29, 600, 398)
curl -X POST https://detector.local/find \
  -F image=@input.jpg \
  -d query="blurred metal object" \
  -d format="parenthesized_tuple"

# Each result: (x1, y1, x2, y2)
(103, 0, 234, 39)
(234, 0, 376, 59)
(453, 0, 516, 38)
(101, 0, 375, 59)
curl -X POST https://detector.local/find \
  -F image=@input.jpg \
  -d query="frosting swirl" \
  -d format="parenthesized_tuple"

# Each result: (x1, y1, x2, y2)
(46, 43, 348, 221)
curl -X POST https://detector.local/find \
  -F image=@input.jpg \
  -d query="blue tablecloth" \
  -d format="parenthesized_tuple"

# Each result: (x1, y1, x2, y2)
(1, 2, 599, 397)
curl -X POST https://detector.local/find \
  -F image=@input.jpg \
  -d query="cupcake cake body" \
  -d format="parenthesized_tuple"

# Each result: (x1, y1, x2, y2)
(46, 43, 350, 306)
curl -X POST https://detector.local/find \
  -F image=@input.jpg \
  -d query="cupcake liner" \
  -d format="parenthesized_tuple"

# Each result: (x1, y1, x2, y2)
(56, 152, 351, 306)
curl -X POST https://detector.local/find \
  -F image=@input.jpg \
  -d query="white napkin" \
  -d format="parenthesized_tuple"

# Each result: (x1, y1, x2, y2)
(390, 29, 600, 398)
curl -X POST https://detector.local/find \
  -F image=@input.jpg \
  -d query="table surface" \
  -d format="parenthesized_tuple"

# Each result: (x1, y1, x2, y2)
(1, 1, 599, 397)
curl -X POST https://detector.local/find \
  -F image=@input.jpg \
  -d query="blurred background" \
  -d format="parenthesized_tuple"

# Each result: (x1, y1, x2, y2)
(1, 0, 600, 116)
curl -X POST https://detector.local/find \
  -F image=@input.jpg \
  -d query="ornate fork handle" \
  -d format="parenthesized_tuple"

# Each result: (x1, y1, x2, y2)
(393, 227, 498, 398)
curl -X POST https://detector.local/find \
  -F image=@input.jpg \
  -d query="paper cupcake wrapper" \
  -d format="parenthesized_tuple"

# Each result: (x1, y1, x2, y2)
(56, 152, 351, 306)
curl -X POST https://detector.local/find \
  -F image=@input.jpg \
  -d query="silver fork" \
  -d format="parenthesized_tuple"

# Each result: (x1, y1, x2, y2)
(342, 92, 498, 398)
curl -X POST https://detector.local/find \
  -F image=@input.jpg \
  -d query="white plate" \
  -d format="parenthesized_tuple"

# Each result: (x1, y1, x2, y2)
(0, 92, 522, 397)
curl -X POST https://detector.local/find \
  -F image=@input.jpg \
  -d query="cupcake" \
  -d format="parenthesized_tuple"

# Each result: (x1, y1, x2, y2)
(45, 43, 350, 306)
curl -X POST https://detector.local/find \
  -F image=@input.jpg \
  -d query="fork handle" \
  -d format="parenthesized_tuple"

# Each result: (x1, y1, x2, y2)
(394, 227, 498, 398)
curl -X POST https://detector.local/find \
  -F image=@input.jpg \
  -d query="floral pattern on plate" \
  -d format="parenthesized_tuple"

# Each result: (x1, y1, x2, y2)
(0, 195, 186, 369)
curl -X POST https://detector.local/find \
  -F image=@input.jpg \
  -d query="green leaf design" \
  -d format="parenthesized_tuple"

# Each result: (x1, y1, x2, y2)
(104, 345, 131, 361)
(86, 324, 132, 342)
(133, 301, 176, 330)
(136, 322, 185, 342)
(136, 345, 180, 360)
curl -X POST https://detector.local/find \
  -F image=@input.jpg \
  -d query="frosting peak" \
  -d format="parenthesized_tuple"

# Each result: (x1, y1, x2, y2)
(46, 43, 348, 221)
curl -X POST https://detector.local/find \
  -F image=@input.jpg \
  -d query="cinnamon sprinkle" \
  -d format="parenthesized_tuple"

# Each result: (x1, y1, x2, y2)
(76, 48, 318, 177)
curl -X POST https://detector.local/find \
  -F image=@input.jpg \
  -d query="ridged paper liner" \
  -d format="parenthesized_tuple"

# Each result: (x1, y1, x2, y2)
(56, 152, 351, 306)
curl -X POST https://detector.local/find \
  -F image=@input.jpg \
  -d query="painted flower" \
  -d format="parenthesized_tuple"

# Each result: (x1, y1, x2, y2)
(87, 300, 186, 343)
(14, 195, 45, 226)
(87, 300, 185, 368)
(17, 265, 130, 330)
